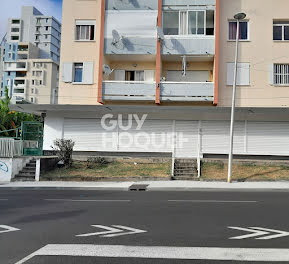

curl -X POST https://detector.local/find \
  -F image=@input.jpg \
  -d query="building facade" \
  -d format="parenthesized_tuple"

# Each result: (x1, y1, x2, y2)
(28, 0, 289, 159)
(1, 6, 61, 103)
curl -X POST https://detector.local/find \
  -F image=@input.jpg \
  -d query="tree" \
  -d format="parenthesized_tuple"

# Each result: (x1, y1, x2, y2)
(0, 87, 38, 137)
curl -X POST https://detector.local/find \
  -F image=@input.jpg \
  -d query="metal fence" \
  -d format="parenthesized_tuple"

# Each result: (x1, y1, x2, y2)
(0, 138, 23, 158)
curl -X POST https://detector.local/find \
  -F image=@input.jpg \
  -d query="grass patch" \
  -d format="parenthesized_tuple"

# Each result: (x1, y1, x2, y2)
(202, 162, 289, 182)
(41, 160, 171, 180)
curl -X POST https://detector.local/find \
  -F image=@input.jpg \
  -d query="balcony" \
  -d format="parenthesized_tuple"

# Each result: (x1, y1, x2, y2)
(106, 0, 158, 10)
(160, 82, 214, 102)
(103, 81, 155, 101)
(4, 62, 27, 72)
(162, 36, 215, 55)
(104, 37, 156, 55)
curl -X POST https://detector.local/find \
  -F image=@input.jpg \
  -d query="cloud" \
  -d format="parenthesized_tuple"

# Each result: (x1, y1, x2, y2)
(0, 0, 62, 41)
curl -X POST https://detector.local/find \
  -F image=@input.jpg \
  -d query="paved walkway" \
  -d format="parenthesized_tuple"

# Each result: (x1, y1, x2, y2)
(1, 181, 289, 191)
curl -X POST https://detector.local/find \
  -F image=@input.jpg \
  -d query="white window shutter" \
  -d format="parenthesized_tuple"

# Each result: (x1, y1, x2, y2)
(227, 63, 250, 86)
(83, 62, 94, 84)
(62, 62, 73, 83)
(114, 70, 125, 81)
(269, 64, 274, 85)
(144, 70, 155, 81)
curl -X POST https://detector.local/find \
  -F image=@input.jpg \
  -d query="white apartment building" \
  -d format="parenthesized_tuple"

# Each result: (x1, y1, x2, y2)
(7, 6, 61, 62)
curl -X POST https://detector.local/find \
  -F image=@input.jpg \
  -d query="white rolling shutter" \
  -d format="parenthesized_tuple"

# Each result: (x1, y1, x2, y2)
(175, 121, 199, 158)
(167, 71, 209, 82)
(62, 62, 73, 83)
(83, 62, 94, 84)
(201, 121, 246, 154)
(64, 119, 118, 151)
(247, 122, 289, 155)
(118, 120, 172, 152)
(114, 70, 125, 81)
(144, 70, 155, 82)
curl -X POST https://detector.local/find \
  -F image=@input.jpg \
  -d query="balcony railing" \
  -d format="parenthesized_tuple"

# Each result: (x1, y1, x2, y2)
(162, 36, 215, 55)
(160, 82, 214, 102)
(104, 37, 157, 55)
(103, 81, 155, 101)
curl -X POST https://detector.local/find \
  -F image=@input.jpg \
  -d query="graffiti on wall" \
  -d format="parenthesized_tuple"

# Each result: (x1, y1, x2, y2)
(0, 161, 8, 173)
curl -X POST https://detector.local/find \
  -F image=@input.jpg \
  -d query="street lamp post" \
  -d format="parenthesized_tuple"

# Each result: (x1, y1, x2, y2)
(228, 12, 247, 183)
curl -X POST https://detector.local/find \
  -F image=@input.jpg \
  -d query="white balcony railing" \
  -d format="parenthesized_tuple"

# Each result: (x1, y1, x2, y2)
(160, 82, 214, 102)
(103, 81, 155, 101)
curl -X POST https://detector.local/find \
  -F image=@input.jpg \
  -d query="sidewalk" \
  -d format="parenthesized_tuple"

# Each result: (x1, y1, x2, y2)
(1, 181, 289, 191)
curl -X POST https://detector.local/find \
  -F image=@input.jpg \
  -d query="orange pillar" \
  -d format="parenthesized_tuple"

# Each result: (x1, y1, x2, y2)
(214, 0, 220, 106)
(155, 0, 162, 104)
(97, 0, 106, 104)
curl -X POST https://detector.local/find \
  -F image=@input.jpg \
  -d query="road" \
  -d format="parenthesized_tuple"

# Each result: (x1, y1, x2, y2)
(1, 188, 289, 263)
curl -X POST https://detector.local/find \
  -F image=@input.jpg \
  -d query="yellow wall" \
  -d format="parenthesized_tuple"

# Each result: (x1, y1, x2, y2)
(218, 0, 289, 107)
(58, 0, 102, 105)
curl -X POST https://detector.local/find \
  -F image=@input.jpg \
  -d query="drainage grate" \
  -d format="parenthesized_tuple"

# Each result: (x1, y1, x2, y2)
(129, 184, 148, 191)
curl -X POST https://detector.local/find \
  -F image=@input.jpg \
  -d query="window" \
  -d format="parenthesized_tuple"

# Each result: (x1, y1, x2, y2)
(273, 64, 289, 85)
(227, 63, 250, 86)
(74, 63, 83, 82)
(273, 21, 289, 41)
(228, 21, 248, 40)
(31, 88, 34, 94)
(36, 18, 41, 24)
(45, 35, 48, 39)
(12, 19, 20, 24)
(45, 26, 49, 31)
(75, 20, 96, 41)
(11, 36, 19, 40)
(11, 28, 19, 32)
(46, 18, 49, 23)
(30, 97, 34, 103)
(163, 10, 214, 36)
(125, 71, 144, 81)
(32, 80, 35, 85)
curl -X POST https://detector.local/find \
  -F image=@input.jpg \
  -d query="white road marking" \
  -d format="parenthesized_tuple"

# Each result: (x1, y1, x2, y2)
(0, 225, 20, 234)
(76, 225, 147, 238)
(44, 199, 131, 202)
(229, 227, 269, 240)
(168, 200, 257, 203)
(15, 244, 289, 263)
(251, 227, 289, 240)
(229, 226, 289, 240)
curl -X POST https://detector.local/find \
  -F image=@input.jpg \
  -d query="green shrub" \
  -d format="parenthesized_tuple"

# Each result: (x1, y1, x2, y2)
(52, 139, 75, 168)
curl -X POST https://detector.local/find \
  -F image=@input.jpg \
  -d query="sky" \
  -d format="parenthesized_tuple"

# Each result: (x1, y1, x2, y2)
(0, 0, 63, 41)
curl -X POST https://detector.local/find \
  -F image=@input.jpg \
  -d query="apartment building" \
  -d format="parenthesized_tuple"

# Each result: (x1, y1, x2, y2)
(0, 36, 6, 95)
(3, 42, 58, 104)
(7, 6, 61, 62)
(21, 0, 289, 159)
(2, 6, 61, 103)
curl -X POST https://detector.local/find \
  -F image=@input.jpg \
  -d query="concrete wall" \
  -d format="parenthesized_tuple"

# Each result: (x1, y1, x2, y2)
(0, 157, 31, 182)
(218, 0, 289, 107)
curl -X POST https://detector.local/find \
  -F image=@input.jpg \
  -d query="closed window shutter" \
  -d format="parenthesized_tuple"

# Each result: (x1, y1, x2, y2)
(226, 63, 250, 86)
(144, 70, 155, 81)
(62, 62, 73, 83)
(83, 62, 94, 84)
(269, 64, 274, 85)
(114, 70, 125, 81)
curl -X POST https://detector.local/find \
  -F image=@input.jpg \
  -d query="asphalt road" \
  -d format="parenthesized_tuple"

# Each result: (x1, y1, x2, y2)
(1, 188, 289, 263)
